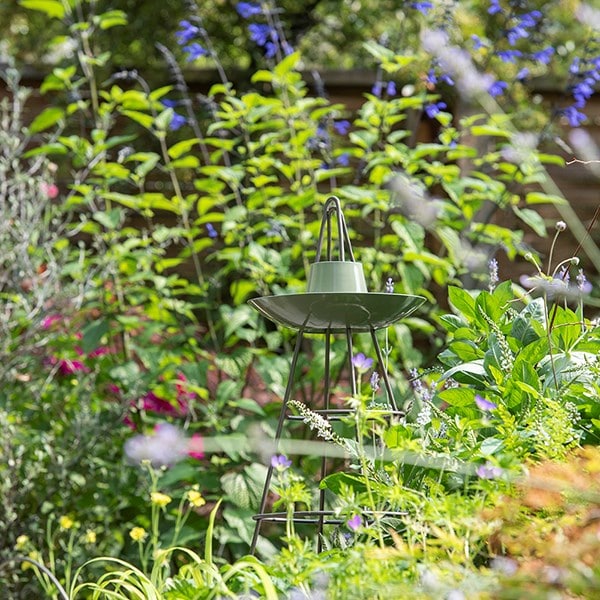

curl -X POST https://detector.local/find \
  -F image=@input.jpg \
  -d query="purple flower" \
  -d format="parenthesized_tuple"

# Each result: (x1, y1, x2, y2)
(352, 352, 374, 372)
(206, 223, 218, 239)
(370, 372, 380, 393)
(531, 47, 554, 65)
(248, 23, 272, 47)
(410, 2, 433, 14)
(347, 514, 362, 531)
(271, 454, 292, 471)
(476, 463, 503, 479)
(475, 395, 497, 411)
(176, 20, 199, 45)
(236, 2, 262, 18)
(386, 81, 397, 96)
(169, 113, 187, 131)
(333, 120, 351, 135)
(496, 50, 522, 63)
(371, 81, 383, 97)
(488, 0, 502, 15)
(425, 101, 447, 118)
(183, 42, 208, 61)
(488, 80, 508, 97)
(265, 41, 278, 58)
(576, 270, 592, 294)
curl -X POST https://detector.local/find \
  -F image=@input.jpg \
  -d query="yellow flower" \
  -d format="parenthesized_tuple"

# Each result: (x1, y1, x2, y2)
(187, 490, 206, 508)
(59, 515, 74, 530)
(150, 492, 172, 507)
(15, 535, 29, 551)
(21, 551, 41, 571)
(129, 527, 147, 542)
(84, 529, 97, 544)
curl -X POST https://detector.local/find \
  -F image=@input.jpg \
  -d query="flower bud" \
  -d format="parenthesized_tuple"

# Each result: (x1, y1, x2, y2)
(555, 221, 567, 232)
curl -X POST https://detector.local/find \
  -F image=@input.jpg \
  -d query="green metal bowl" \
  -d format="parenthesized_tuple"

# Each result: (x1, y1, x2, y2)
(249, 292, 425, 333)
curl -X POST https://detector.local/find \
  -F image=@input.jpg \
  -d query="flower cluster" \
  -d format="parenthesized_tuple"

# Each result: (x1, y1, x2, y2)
(561, 51, 600, 127)
(236, 1, 292, 59)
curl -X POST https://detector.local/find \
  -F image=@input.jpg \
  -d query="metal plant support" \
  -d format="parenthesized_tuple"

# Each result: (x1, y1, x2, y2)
(248, 196, 425, 553)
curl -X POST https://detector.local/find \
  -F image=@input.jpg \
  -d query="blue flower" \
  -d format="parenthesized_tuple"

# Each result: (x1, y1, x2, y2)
(425, 101, 447, 118)
(519, 10, 542, 28)
(265, 41, 278, 58)
(161, 99, 179, 108)
(569, 57, 581, 75)
(169, 113, 187, 131)
(507, 25, 528, 46)
(248, 23, 272, 47)
(488, 80, 507, 97)
(206, 223, 218, 239)
(336, 152, 350, 166)
(176, 20, 199, 45)
(183, 42, 208, 61)
(572, 78, 596, 106)
(236, 2, 262, 18)
(471, 34, 486, 50)
(352, 352, 374, 372)
(562, 105, 587, 127)
(333, 120, 351, 135)
(410, 2, 433, 13)
(271, 454, 292, 471)
(496, 49, 522, 63)
(531, 47, 554, 65)
(488, 0, 502, 15)
(516, 67, 529, 81)
(386, 81, 397, 96)
(371, 81, 383, 97)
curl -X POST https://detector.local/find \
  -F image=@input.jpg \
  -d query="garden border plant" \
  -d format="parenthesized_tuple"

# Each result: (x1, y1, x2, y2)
(2, 0, 600, 597)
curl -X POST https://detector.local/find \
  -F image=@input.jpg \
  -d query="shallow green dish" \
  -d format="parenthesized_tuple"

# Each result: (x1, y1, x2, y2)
(249, 293, 425, 333)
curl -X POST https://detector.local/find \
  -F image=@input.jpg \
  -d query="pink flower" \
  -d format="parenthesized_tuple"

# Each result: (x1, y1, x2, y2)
(187, 433, 205, 460)
(58, 358, 89, 375)
(142, 391, 180, 416)
(41, 182, 59, 199)
(88, 346, 110, 358)
(41, 314, 62, 329)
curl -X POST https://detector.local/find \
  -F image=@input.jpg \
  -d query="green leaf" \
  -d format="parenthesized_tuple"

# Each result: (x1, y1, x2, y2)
(168, 139, 199, 159)
(470, 125, 511, 138)
(525, 191, 567, 205)
(121, 109, 154, 130)
(81, 319, 109, 354)
(447, 286, 477, 322)
(319, 472, 368, 495)
(28, 106, 64, 133)
(20, 0, 65, 19)
(513, 207, 547, 237)
(97, 9, 127, 29)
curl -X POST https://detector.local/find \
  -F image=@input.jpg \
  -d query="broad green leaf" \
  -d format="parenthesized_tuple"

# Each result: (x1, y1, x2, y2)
(513, 207, 547, 237)
(447, 286, 477, 322)
(81, 319, 109, 354)
(28, 106, 64, 133)
(20, 0, 65, 19)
